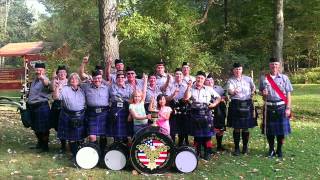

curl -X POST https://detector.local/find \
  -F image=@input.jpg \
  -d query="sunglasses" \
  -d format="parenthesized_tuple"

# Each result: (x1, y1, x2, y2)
(127, 72, 135, 75)
(117, 76, 125, 79)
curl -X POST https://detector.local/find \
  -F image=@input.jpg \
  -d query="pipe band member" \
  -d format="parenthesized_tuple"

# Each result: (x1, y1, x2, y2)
(205, 73, 227, 151)
(182, 61, 195, 84)
(184, 71, 220, 160)
(54, 73, 86, 163)
(259, 57, 293, 158)
(226, 63, 256, 156)
(27, 62, 51, 152)
(51, 65, 68, 153)
(108, 71, 132, 143)
(82, 70, 110, 153)
(165, 68, 188, 145)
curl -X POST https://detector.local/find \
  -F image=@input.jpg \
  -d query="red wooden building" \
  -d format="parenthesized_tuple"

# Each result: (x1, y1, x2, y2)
(0, 41, 46, 90)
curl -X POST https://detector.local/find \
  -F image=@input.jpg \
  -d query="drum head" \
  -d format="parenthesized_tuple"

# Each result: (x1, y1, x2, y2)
(175, 146, 198, 173)
(104, 142, 128, 171)
(130, 126, 174, 174)
(76, 144, 100, 169)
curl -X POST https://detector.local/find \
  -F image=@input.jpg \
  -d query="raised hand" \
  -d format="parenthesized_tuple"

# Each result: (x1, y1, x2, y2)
(83, 55, 89, 64)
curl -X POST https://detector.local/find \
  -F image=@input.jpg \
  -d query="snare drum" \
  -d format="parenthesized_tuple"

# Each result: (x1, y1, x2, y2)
(104, 142, 128, 170)
(130, 126, 175, 174)
(75, 142, 101, 169)
(174, 146, 198, 173)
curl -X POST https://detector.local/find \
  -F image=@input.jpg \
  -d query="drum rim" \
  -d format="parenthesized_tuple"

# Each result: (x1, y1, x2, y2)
(75, 146, 100, 169)
(130, 127, 175, 174)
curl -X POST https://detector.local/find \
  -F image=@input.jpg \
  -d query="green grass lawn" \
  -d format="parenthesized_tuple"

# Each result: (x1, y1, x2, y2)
(0, 84, 319, 179)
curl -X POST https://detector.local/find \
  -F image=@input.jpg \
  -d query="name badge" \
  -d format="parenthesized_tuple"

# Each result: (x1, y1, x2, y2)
(117, 102, 123, 108)
(95, 108, 102, 113)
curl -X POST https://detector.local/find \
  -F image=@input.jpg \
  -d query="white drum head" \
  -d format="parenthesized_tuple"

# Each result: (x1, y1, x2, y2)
(175, 151, 197, 173)
(104, 150, 126, 170)
(76, 147, 100, 169)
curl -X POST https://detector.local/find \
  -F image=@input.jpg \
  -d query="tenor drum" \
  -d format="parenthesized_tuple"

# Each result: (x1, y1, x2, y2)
(174, 146, 198, 173)
(104, 142, 128, 170)
(75, 142, 101, 169)
(130, 126, 175, 174)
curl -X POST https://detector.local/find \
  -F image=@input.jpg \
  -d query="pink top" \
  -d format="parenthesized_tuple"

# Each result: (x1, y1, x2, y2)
(156, 106, 172, 135)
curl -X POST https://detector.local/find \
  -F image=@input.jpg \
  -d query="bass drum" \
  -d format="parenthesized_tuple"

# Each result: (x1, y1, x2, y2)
(174, 146, 198, 173)
(104, 142, 128, 170)
(76, 142, 101, 169)
(130, 126, 175, 174)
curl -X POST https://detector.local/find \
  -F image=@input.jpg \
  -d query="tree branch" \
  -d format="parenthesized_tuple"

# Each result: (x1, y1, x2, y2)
(194, 0, 220, 25)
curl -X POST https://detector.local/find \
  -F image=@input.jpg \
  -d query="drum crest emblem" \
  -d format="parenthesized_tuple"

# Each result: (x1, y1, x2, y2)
(137, 137, 170, 170)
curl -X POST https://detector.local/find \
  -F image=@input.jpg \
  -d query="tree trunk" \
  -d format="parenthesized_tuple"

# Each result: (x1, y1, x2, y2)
(98, 0, 119, 67)
(272, 0, 284, 67)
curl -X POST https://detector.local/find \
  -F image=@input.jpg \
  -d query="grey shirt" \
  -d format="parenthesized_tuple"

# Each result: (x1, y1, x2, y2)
(166, 81, 188, 100)
(156, 73, 168, 87)
(145, 85, 162, 104)
(109, 83, 131, 103)
(183, 75, 195, 84)
(59, 86, 86, 111)
(226, 75, 255, 100)
(82, 82, 110, 107)
(259, 73, 293, 101)
(28, 77, 51, 104)
(213, 85, 225, 97)
(190, 85, 220, 104)
(126, 79, 144, 95)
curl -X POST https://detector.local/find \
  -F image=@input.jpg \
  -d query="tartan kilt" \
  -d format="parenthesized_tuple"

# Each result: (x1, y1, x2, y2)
(86, 108, 109, 136)
(214, 102, 227, 130)
(57, 110, 86, 141)
(50, 100, 62, 131)
(227, 100, 257, 129)
(175, 113, 190, 135)
(190, 110, 214, 137)
(28, 102, 51, 133)
(108, 105, 132, 138)
(262, 105, 291, 136)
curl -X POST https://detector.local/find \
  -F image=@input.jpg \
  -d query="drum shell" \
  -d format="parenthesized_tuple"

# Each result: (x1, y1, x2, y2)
(76, 142, 101, 169)
(130, 126, 175, 174)
(174, 146, 198, 173)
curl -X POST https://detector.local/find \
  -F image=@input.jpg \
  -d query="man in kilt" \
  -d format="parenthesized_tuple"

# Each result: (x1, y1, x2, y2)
(82, 70, 110, 153)
(181, 62, 195, 84)
(184, 71, 220, 160)
(226, 63, 256, 156)
(106, 57, 125, 83)
(259, 58, 293, 158)
(108, 71, 132, 143)
(51, 65, 68, 153)
(205, 73, 227, 151)
(27, 62, 51, 152)
(53, 73, 86, 163)
(164, 68, 188, 145)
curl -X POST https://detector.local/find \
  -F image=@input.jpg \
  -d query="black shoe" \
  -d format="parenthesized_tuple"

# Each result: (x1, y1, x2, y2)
(267, 149, 276, 158)
(233, 148, 240, 156)
(29, 143, 41, 149)
(71, 157, 80, 168)
(203, 153, 210, 161)
(217, 146, 225, 152)
(242, 146, 248, 154)
(276, 150, 283, 158)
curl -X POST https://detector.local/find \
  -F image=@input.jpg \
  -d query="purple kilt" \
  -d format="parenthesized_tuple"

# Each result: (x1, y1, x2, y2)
(57, 109, 86, 141)
(28, 102, 51, 133)
(262, 105, 291, 136)
(190, 109, 214, 137)
(50, 100, 62, 131)
(227, 99, 257, 129)
(108, 104, 132, 138)
(86, 107, 109, 136)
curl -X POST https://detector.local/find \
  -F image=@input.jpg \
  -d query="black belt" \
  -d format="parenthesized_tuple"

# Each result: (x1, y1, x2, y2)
(28, 101, 48, 108)
(63, 109, 85, 116)
(87, 106, 109, 113)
